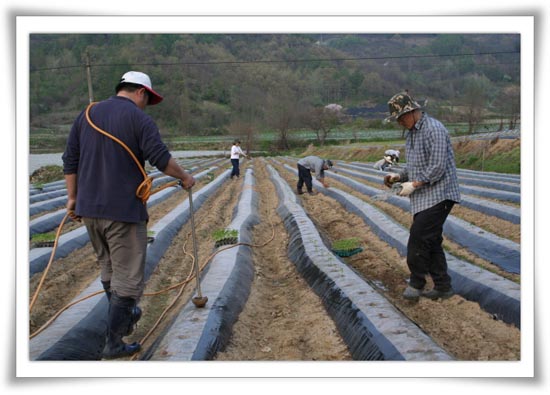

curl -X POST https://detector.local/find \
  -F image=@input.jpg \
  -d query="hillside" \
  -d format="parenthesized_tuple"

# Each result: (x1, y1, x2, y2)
(30, 33, 520, 143)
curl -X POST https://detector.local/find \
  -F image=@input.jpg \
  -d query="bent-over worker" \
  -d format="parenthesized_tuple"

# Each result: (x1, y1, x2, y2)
(296, 156, 333, 195)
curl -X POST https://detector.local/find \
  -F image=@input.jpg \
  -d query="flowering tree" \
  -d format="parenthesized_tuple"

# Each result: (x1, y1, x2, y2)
(307, 103, 344, 145)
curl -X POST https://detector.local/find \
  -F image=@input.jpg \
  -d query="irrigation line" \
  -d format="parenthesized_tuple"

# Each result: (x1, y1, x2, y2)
(30, 165, 275, 355)
(29, 212, 70, 313)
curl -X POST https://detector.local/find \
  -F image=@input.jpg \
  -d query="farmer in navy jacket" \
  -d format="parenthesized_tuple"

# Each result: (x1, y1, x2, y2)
(63, 71, 195, 359)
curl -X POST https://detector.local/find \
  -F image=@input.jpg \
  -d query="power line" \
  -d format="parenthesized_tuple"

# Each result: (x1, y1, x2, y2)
(30, 50, 520, 72)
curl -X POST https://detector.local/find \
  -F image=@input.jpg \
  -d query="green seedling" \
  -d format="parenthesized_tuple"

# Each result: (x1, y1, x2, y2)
(331, 238, 363, 257)
(212, 228, 238, 241)
(31, 232, 56, 243)
(332, 238, 361, 250)
(31, 232, 57, 247)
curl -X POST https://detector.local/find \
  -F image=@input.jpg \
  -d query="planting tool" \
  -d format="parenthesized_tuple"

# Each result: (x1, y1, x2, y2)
(188, 187, 208, 308)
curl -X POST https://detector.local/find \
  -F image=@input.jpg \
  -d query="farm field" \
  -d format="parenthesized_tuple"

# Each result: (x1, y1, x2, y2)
(27, 154, 521, 362)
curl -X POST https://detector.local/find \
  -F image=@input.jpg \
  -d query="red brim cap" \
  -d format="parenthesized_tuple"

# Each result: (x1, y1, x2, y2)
(144, 86, 163, 105)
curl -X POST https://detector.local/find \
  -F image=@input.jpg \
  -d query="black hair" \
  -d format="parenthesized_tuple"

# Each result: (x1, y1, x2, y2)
(115, 82, 144, 94)
(115, 82, 150, 104)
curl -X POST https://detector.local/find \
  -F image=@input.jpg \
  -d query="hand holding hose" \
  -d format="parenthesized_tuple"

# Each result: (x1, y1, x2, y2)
(66, 198, 82, 222)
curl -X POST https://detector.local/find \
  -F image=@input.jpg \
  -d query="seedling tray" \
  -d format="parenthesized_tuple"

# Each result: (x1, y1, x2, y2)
(212, 228, 239, 248)
(31, 232, 57, 248)
(332, 247, 364, 257)
(331, 238, 363, 257)
(32, 241, 56, 248)
(214, 237, 239, 248)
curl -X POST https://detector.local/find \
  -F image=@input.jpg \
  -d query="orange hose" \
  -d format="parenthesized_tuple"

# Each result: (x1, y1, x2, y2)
(29, 213, 71, 313)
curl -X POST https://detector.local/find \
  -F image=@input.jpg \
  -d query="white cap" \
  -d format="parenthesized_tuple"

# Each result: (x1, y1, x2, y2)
(118, 71, 163, 105)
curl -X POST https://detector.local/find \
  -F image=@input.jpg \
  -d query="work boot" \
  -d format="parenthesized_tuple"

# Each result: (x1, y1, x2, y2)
(308, 191, 317, 196)
(422, 288, 454, 300)
(102, 294, 142, 359)
(402, 285, 423, 301)
(297, 189, 304, 195)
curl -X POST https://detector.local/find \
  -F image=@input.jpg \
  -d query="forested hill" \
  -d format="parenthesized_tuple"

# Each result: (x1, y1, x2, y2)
(30, 33, 520, 137)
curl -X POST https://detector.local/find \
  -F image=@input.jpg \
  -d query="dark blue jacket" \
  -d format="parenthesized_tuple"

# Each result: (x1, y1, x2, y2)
(62, 96, 171, 222)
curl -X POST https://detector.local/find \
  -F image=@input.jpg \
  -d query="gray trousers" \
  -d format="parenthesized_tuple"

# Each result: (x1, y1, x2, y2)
(83, 218, 147, 300)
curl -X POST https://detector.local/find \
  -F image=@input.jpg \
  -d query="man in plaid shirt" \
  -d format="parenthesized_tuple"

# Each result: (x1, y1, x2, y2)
(383, 91, 461, 301)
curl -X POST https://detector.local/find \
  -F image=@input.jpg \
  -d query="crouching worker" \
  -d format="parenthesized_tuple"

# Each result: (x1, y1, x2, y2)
(374, 149, 400, 171)
(62, 71, 195, 359)
(373, 154, 394, 171)
(385, 149, 400, 164)
(296, 156, 333, 195)
(383, 91, 460, 301)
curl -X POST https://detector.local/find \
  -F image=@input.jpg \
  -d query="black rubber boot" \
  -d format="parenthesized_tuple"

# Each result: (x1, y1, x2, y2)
(102, 294, 142, 359)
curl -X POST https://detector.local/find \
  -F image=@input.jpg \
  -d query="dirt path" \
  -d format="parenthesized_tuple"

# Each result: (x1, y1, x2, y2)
(214, 160, 352, 361)
(130, 168, 246, 355)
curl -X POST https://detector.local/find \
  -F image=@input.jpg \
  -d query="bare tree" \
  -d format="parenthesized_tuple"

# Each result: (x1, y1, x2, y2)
(462, 74, 492, 134)
(227, 119, 256, 155)
(229, 83, 265, 153)
(266, 86, 302, 150)
(178, 92, 193, 135)
(499, 85, 521, 130)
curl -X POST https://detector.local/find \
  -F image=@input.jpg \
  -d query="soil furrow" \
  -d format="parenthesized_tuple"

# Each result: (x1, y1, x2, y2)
(28, 157, 521, 361)
(215, 160, 352, 360)
(270, 160, 520, 360)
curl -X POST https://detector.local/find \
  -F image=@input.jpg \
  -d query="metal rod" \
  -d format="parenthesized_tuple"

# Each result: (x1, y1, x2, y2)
(188, 187, 203, 298)
(85, 51, 94, 103)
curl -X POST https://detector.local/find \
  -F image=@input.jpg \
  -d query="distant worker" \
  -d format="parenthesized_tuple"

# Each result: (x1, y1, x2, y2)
(385, 149, 400, 163)
(63, 71, 195, 359)
(230, 140, 249, 179)
(373, 155, 392, 171)
(373, 149, 400, 171)
(383, 91, 460, 301)
(296, 156, 333, 195)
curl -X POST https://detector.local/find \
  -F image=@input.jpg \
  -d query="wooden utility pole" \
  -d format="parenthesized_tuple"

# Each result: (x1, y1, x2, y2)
(85, 51, 94, 103)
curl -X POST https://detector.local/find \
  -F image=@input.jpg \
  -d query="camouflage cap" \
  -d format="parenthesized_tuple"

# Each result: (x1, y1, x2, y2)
(384, 92, 422, 122)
